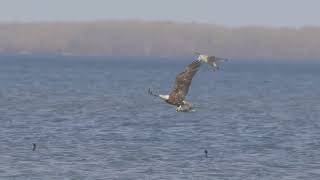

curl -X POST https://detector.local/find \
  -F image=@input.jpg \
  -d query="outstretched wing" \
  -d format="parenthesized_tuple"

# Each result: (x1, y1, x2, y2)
(168, 60, 201, 105)
(207, 56, 228, 70)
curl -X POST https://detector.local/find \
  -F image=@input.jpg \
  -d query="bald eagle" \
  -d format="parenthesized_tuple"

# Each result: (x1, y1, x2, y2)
(148, 54, 227, 112)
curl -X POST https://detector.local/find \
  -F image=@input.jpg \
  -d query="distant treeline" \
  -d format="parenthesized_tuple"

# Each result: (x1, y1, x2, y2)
(0, 20, 319, 60)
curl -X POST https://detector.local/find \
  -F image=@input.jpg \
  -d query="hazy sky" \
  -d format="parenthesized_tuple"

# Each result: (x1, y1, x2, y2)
(0, 0, 319, 27)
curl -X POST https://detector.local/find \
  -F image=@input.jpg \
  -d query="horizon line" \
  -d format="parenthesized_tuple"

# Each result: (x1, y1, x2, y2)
(0, 19, 319, 29)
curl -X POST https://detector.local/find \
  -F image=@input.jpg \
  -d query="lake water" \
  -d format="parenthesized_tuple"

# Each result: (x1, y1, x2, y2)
(0, 55, 320, 179)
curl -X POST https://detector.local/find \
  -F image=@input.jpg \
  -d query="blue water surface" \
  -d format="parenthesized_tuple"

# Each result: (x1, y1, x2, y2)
(0, 55, 320, 179)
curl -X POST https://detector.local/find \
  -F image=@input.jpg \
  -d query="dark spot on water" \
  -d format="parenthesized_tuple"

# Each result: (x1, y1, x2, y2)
(32, 143, 36, 151)
(204, 149, 208, 158)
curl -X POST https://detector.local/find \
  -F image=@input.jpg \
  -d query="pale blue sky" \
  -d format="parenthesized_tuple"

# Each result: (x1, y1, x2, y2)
(0, 0, 319, 27)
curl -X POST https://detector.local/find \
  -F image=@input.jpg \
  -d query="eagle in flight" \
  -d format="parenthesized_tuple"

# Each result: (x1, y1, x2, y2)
(148, 53, 228, 112)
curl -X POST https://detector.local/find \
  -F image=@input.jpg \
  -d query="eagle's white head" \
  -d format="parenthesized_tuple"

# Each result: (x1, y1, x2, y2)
(197, 54, 209, 63)
(159, 94, 169, 101)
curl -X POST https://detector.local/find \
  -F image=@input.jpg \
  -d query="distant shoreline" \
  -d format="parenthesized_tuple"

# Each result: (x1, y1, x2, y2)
(0, 53, 318, 62)
(0, 20, 319, 60)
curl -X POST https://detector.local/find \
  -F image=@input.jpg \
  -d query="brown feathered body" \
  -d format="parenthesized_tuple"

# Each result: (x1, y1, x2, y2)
(163, 60, 201, 111)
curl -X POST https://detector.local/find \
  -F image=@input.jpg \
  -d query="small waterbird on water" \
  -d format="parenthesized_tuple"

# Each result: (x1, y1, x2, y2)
(204, 149, 208, 158)
(32, 143, 36, 151)
(148, 53, 228, 112)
